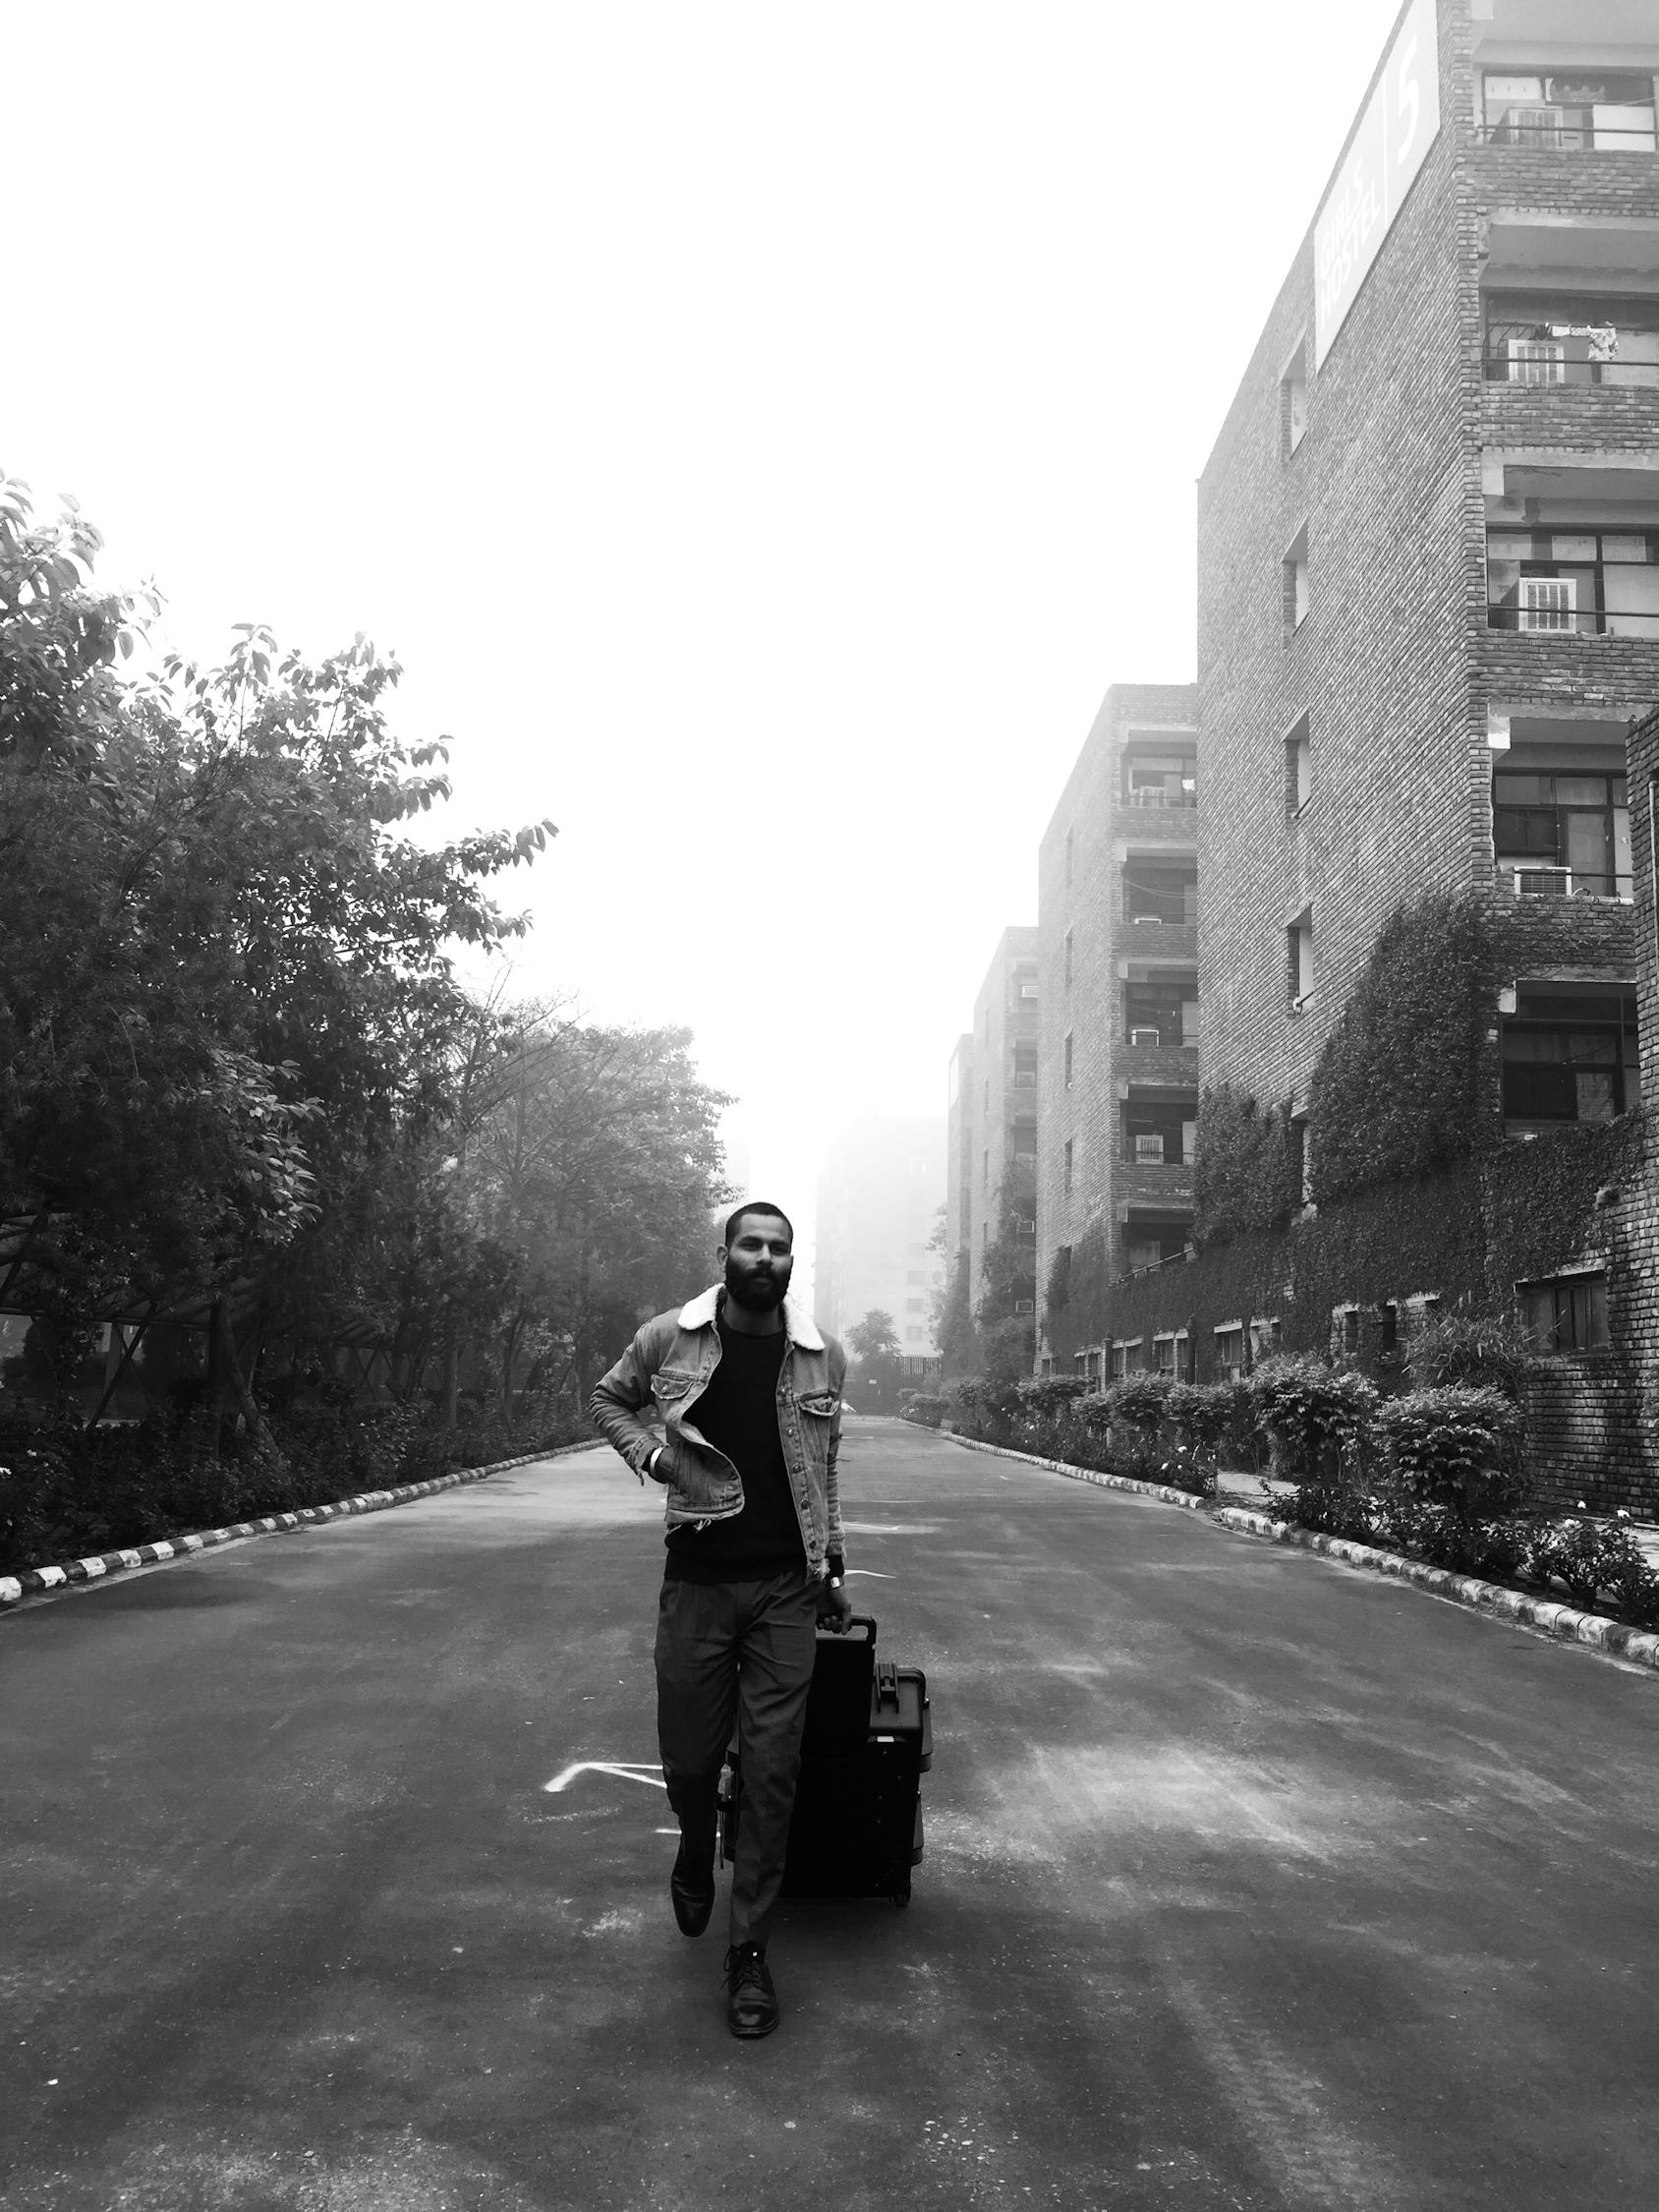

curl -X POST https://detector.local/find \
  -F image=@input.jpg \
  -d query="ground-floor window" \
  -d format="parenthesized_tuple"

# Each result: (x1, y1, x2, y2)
(1519, 1270, 1610, 1353)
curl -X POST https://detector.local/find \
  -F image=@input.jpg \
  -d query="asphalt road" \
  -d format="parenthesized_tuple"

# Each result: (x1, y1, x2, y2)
(4, 1418, 1659, 2211)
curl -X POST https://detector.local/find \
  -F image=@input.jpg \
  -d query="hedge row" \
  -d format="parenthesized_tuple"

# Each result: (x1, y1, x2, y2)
(0, 1401, 588, 1575)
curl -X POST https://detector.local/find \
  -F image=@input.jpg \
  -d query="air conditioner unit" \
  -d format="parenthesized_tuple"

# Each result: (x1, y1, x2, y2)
(1518, 576, 1576, 633)
(1130, 912, 1164, 925)
(1508, 337, 1566, 385)
(1134, 1134, 1166, 1163)
(1128, 1026, 1161, 1047)
(1015, 1217, 1036, 1235)
(1014, 1299, 1035, 1315)
(1514, 865, 1573, 897)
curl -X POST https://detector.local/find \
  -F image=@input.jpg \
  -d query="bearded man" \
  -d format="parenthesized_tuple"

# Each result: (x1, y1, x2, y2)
(589, 1202, 850, 2038)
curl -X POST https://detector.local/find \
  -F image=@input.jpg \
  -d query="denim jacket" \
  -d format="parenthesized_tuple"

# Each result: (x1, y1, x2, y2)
(588, 1284, 847, 1580)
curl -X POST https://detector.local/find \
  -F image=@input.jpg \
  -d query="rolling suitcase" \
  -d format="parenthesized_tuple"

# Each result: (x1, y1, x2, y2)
(718, 1613, 932, 1906)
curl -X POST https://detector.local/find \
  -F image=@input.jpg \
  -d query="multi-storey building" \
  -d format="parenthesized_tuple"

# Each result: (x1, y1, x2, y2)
(1080, 0, 1659, 1503)
(1199, 0, 1656, 1146)
(945, 930, 1040, 1336)
(1035, 684, 1200, 1378)
(813, 1116, 946, 1356)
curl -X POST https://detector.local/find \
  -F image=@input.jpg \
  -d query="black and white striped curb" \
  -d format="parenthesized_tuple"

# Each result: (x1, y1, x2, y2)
(938, 1426, 1213, 1514)
(935, 1426, 1659, 1676)
(0, 1439, 600, 1611)
(1213, 1505, 1659, 1672)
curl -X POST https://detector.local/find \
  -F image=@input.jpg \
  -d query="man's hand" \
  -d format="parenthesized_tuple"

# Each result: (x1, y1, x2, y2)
(816, 1578, 854, 1633)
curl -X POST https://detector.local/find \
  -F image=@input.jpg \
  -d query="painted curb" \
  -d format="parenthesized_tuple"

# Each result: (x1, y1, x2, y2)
(0, 1438, 600, 1611)
(929, 1424, 1659, 1676)
(1211, 1506, 1659, 1672)
(938, 1426, 1213, 1514)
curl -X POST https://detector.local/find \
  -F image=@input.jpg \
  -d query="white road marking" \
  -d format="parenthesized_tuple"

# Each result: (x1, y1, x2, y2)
(543, 1761, 668, 1795)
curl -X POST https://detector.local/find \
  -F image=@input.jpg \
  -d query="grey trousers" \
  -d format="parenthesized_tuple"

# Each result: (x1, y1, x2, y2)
(655, 1568, 819, 1951)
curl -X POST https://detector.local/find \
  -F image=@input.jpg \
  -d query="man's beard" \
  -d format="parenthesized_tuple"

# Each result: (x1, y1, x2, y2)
(724, 1258, 788, 1312)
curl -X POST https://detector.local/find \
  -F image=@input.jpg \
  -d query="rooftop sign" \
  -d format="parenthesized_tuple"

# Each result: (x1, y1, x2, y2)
(1314, 0, 1441, 370)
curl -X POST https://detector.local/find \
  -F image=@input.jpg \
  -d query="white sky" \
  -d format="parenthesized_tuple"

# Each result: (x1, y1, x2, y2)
(8, 0, 1406, 1292)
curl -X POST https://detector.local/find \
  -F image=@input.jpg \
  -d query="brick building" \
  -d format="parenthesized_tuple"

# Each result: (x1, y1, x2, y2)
(944, 929, 1040, 1339)
(1199, 0, 1656, 1151)
(813, 1115, 946, 1357)
(1078, 0, 1659, 1508)
(1035, 683, 1200, 1379)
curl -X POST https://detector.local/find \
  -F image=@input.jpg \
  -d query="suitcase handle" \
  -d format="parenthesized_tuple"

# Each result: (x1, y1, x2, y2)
(876, 1658, 899, 1709)
(828, 1612, 877, 1648)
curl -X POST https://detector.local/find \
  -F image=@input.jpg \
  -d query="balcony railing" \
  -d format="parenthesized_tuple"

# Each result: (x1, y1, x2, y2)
(1480, 107, 1657, 151)
(1503, 863, 1633, 902)
(1121, 786, 1198, 811)
(1488, 600, 1659, 639)
(1485, 321, 1659, 387)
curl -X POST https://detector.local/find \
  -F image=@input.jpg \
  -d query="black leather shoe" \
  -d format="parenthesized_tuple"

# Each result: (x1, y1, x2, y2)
(724, 1943, 780, 2038)
(670, 1840, 715, 1938)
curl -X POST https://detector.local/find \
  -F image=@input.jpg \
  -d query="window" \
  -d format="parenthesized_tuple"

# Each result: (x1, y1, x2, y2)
(1520, 1271, 1610, 1354)
(1487, 527, 1659, 638)
(1063, 930, 1073, 988)
(1016, 965, 1039, 1002)
(1281, 347, 1308, 456)
(1493, 767, 1630, 899)
(1122, 748, 1198, 810)
(983, 1149, 989, 1191)
(1013, 1043, 1038, 1089)
(1502, 985, 1639, 1130)
(1249, 1315, 1282, 1361)
(1287, 908, 1314, 1009)
(1484, 292, 1659, 387)
(1122, 861, 1197, 926)
(1063, 1029, 1073, 1090)
(1125, 978, 1199, 1048)
(1379, 1302, 1399, 1354)
(1335, 1306, 1361, 1357)
(1152, 1334, 1177, 1375)
(906, 1270, 926, 1284)
(1062, 1138, 1074, 1194)
(983, 1078, 990, 1115)
(905, 1326, 924, 1343)
(1286, 714, 1311, 814)
(1110, 1342, 1128, 1381)
(1284, 524, 1310, 631)
(1481, 69, 1657, 151)
(905, 1298, 925, 1313)
(1124, 1219, 1188, 1272)
(1064, 829, 1074, 886)
(1214, 1322, 1245, 1380)
(1121, 1101, 1196, 1167)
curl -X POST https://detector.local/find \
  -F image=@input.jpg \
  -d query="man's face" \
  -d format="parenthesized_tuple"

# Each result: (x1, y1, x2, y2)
(720, 1215, 793, 1312)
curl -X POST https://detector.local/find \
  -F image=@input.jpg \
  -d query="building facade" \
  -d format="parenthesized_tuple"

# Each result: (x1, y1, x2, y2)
(813, 1116, 946, 1356)
(950, 929, 1041, 1336)
(1198, 0, 1657, 1145)
(1077, 0, 1659, 1505)
(1035, 683, 1200, 1378)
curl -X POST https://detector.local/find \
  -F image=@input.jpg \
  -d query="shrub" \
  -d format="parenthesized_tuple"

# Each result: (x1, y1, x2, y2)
(1526, 1517, 1657, 1614)
(1403, 1313, 1534, 1402)
(1167, 1380, 1253, 1468)
(1248, 1355, 1377, 1480)
(1286, 1477, 1376, 1542)
(1103, 1373, 1172, 1439)
(900, 1393, 948, 1429)
(1375, 1387, 1526, 1519)
(1374, 1499, 1530, 1579)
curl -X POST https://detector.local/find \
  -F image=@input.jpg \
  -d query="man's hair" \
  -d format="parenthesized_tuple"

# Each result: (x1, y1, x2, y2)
(722, 1200, 794, 1249)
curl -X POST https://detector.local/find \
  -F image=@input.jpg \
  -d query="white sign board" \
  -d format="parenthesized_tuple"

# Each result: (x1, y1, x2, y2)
(1314, 0, 1441, 369)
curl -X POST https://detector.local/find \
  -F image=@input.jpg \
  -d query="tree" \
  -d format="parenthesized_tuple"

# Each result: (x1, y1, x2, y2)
(0, 474, 555, 1409)
(847, 1309, 902, 1410)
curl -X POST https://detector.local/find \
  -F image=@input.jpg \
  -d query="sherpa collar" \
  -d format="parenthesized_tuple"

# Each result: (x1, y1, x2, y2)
(677, 1282, 824, 1351)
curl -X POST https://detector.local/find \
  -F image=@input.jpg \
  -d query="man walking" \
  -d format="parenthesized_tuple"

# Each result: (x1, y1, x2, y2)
(589, 1202, 851, 2038)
